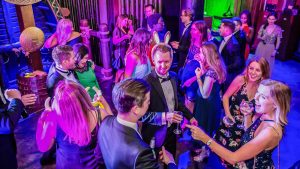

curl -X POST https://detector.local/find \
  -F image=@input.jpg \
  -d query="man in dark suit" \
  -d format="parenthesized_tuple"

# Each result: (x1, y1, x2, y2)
(170, 8, 193, 72)
(99, 78, 177, 169)
(142, 4, 155, 29)
(232, 17, 247, 59)
(141, 44, 198, 157)
(218, 19, 245, 92)
(47, 45, 77, 97)
(41, 45, 78, 165)
(0, 89, 36, 169)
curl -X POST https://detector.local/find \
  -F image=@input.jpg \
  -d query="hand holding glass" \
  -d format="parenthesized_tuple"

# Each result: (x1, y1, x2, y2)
(238, 101, 254, 129)
(173, 111, 183, 135)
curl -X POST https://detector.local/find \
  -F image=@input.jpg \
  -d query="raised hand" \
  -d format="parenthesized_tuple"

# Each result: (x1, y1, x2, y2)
(170, 41, 179, 49)
(166, 111, 183, 124)
(186, 124, 208, 142)
(189, 117, 198, 126)
(195, 67, 203, 79)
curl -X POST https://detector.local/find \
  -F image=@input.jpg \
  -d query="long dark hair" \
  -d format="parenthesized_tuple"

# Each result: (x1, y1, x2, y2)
(73, 43, 89, 65)
(263, 12, 278, 29)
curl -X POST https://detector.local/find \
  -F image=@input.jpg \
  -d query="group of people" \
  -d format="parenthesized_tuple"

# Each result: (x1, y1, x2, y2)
(0, 3, 289, 169)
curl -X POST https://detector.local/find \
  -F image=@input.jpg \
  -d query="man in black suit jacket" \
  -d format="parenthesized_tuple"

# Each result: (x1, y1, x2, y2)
(218, 19, 245, 92)
(141, 44, 198, 156)
(142, 4, 155, 29)
(99, 78, 177, 169)
(0, 89, 36, 169)
(232, 17, 247, 58)
(46, 45, 77, 97)
(42, 45, 78, 165)
(170, 8, 193, 72)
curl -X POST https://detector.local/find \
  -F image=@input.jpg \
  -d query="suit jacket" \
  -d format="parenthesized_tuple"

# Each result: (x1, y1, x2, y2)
(221, 35, 244, 74)
(220, 35, 245, 92)
(141, 70, 193, 147)
(233, 30, 247, 59)
(46, 71, 65, 97)
(0, 99, 24, 169)
(177, 24, 192, 69)
(142, 18, 148, 29)
(99, 116, 177, 169)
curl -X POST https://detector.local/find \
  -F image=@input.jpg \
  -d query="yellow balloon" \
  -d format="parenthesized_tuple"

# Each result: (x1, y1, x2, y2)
(20, 27, 45, 52)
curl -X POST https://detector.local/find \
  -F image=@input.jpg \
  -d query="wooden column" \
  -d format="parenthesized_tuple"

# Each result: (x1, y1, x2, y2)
(16, 5, 43, 71)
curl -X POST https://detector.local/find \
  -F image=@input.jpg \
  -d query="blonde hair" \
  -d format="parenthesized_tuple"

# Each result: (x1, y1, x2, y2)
(201, 42, 227, 84)
(56, 18, 73, 45)
(53, 80, 96, 146)
(116, 14, 128, 28)
(260, 79, 291, 127)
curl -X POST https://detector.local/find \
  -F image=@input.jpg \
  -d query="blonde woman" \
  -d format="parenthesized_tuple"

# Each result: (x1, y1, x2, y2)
(187, 79, 291, 168)
(192, 42, 226, 160)
(214, 57, 270, 167)
(44, 18, 81, 48)
(112, 14, 134, 69)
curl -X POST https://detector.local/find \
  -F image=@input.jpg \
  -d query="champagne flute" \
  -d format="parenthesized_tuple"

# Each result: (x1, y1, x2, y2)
(173, 111, 183, 135)
(238, 101, 254, 129)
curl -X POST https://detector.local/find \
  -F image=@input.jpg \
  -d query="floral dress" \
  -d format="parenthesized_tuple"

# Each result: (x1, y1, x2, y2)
(235, 117, 277, 169)
(214, 83, 255, 168)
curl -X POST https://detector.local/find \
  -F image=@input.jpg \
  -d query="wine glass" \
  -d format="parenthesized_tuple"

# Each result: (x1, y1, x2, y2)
(223, 116, 234, 137)
(173, 111, 183, 135)
(237, 101, 254, 129)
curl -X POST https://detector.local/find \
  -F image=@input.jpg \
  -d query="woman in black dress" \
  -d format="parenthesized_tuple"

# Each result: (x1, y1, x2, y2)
(214, 57, 270, 167)
(187, 79, 291, 169)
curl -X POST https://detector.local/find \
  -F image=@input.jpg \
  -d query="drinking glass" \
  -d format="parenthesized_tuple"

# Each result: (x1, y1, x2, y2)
(173, 111, 183, 135)
(237, 101, 254, 129)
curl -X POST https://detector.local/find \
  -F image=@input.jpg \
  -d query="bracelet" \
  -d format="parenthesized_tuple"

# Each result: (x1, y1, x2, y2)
(206, 139, 213, 146)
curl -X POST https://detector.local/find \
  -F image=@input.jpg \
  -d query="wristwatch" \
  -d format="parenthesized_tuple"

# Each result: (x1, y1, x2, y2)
(206, 139, 213, 146)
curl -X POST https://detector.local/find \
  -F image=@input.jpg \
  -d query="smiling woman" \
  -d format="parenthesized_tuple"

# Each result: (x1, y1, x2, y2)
(214, 56, 270, 168)
(187, 79, 291, 169)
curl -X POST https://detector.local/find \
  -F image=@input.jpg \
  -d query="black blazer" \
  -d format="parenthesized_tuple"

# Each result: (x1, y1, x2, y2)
(141, 70, 193, 146)
(99, 116, 177, 169)
(233, 30, 247, 59)
(177, 24, 192, 69)
(221, 35, 244, 74)
(0, 99, 24, 169)
(46, 71, 65, 97)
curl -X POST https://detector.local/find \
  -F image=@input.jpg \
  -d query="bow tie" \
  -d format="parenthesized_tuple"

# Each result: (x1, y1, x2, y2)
(158, 76, 170, 83)
(66, 71, 72, 76)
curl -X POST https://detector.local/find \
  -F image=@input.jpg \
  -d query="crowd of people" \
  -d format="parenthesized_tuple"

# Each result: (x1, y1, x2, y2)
(0, 3, 290, 169)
